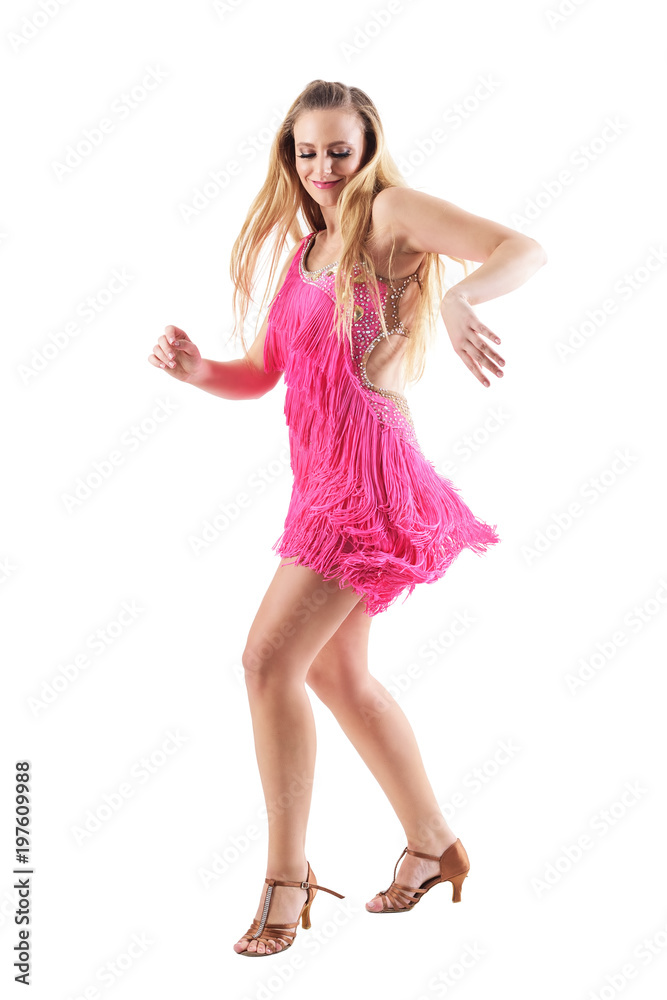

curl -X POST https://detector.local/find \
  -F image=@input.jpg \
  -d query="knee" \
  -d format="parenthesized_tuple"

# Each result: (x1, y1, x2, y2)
(306, 652, 367, 700)
(305, 661, 328, 696)
(241, 635, 306, 689)
(241, 641, 275, 684)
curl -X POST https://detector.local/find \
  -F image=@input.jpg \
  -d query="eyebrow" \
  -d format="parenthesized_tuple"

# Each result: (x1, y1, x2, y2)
(295, 140, 354, 147)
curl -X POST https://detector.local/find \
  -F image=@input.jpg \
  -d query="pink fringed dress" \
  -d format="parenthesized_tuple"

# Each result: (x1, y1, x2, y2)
(263, 230, 500, 617)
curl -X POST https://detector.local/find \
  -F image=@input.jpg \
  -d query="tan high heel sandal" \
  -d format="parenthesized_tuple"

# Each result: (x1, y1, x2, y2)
(236, 862, 345, 957)
(369, 838, 470, 913)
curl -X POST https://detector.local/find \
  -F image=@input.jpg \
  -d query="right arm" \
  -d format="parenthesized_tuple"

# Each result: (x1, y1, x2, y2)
(148, 242, 299, 399)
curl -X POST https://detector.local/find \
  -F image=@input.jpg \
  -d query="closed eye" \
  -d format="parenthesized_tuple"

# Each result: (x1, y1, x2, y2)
(297, 152, 352, 158)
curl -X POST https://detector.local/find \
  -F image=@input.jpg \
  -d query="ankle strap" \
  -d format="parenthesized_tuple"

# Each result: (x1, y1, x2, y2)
(406, 848, 442, 862)
(264, 876, 345, 899)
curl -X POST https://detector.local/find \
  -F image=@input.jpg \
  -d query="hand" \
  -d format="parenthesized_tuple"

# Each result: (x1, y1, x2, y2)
(147, 325, 203, 383)
(441, 292, 505, 387)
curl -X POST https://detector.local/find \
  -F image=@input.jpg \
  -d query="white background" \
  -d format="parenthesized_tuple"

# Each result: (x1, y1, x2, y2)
(2, 0, 666, 997)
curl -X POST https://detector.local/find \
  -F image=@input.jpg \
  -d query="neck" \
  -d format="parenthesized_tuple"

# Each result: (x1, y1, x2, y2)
(318, 208, 340, 241)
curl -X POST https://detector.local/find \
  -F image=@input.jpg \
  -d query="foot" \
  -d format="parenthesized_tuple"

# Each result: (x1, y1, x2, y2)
(233, 873, 309, 955)
(365, 835, 458, 912)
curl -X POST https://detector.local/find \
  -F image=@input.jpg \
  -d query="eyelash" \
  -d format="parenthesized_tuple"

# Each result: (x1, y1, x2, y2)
(297, 152, 351, 159)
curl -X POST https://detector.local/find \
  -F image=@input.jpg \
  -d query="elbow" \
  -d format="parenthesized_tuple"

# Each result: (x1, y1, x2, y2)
(526, 237, 548, 267)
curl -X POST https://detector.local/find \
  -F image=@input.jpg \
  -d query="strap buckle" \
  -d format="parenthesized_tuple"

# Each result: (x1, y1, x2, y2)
(300, 881, 310, 889)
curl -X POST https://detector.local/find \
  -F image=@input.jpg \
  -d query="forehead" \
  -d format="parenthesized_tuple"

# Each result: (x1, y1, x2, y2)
(293, 109, 363, 144)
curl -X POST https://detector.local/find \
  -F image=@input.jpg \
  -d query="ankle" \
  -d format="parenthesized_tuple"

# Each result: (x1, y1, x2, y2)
(405, 813, 456, 850)
(406, 831, 457, 854)
(265, 861, 309, 882)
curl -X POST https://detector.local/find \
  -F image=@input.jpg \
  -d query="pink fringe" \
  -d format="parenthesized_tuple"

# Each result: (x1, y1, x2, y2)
(264, 242, 500, 618)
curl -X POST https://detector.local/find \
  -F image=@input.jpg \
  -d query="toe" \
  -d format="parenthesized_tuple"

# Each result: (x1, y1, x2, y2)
(366, 895, 383, 912)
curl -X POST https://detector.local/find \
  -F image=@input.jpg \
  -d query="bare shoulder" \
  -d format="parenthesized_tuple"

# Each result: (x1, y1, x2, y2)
(370, 186, 421, 247)
(372, 185, 544, 263)
(369, 187, 430, 272)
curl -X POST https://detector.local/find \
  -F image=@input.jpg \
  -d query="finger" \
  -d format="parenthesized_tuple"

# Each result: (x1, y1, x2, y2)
(164, 324, 190, 343)
(158, 334, 177, 361)
(152, 344, 176, 368)
(461, 350, 490, 387)
(476, 323, 501, 345)
(471, 345, 504, 378)
(169, 338, 197, 356)
(472, 336, 505, 367)
(160, 332, 197, 358)
(147, 353, 173, 370)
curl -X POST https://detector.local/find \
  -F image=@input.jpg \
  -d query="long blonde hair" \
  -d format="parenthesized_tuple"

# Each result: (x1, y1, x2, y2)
(229, 79, 470, 385)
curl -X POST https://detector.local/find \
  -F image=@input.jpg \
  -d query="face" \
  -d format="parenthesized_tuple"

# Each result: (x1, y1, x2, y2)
(293, 109, 366, 206)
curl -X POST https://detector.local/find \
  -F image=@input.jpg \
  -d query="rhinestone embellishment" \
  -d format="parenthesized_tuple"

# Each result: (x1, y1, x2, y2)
(298, 231, 423, 446)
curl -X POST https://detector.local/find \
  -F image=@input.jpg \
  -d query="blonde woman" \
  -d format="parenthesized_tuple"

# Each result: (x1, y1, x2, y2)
(148, 79, 546, 957)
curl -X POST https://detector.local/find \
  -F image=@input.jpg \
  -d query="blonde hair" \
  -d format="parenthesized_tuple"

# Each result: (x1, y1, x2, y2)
(229, 79, 471, 385)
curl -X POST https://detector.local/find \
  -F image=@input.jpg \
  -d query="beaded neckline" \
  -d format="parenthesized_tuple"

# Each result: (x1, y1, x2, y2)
(300, 231, 422, 285)
(300, 231, 340, 278)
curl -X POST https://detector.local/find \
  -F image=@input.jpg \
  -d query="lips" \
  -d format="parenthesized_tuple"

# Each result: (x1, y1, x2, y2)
(312, 179, 342, 189)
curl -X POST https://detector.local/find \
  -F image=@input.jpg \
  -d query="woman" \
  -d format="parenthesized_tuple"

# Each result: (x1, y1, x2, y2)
(148, 79, 546, 957)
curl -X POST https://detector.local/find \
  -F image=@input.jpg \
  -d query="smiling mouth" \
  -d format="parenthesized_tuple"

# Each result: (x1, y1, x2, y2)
(312, 179, 342, 187)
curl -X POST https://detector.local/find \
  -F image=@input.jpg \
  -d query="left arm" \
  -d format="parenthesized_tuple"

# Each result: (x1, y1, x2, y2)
(374, 187, 547, 387)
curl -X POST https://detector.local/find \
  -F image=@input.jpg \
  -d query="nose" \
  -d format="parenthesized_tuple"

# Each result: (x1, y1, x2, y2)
(309, 152, 335, 178)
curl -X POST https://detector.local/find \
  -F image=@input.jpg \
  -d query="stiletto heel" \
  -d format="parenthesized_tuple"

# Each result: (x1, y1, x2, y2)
(369, 838, 470, 914)
(301, 899, 313, 929)
(235, 863, 342, 956)
(449, 871, 467, 902)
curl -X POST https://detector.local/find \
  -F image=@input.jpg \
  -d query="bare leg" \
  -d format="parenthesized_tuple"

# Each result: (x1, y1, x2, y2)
(305, 602, 458, 911)
(234, 557, 363, 955)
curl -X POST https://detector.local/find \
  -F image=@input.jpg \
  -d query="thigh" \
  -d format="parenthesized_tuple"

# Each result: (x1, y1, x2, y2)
(305, 598, 374, 693)
(242, 557, 366, 679)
